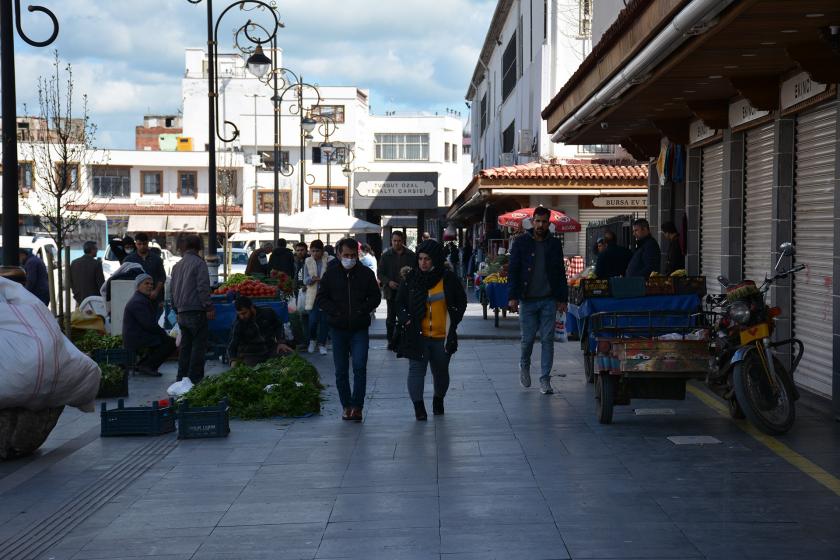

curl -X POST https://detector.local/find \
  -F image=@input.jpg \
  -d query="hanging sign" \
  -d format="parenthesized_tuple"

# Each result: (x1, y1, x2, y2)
(729, 99, 769, 128)
(592, 197, 647, 209)
(689, 120, 715, 144)
(781, 72, 827, 110)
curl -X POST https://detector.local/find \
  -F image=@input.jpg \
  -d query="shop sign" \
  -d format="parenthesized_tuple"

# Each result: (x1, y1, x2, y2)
(592, 197, 647, 209)
(729, 99, 769, 128)
(689, 120, 715, 144)
(356, 180, 435, 198)
(781, 72, 827, 110)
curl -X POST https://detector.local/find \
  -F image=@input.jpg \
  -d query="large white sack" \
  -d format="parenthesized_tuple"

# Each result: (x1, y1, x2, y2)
(0, 277, 101, 412)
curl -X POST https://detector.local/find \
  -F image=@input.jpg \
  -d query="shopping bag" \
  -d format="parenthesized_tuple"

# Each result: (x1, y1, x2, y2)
(555, 311, 568, 343)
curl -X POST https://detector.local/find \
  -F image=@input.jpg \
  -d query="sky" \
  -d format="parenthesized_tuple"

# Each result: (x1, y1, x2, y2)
(11, 0, 495, 149)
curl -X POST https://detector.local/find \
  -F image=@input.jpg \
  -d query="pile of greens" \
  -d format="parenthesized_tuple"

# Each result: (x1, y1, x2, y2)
(184, 354, 323, 419)
(98, 363, 125, 392)
(74, 331, 123, 354)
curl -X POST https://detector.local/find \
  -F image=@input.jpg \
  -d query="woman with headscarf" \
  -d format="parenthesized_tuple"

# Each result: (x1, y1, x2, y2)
(395, 240, 468, 420)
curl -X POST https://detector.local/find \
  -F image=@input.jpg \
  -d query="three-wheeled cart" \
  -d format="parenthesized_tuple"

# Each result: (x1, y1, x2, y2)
(589, 310, 710, 424)
(484, 281, 510, 327)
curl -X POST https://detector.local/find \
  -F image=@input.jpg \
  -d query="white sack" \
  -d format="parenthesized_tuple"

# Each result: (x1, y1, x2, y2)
(0, 277, 101, 411)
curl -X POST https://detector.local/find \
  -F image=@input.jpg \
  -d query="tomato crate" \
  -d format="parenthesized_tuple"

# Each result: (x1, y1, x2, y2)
(177, 399, 230, 439)
(570, 279, 611, 304)
(100, 399, 176, 437)
(645, 277, 675, 296)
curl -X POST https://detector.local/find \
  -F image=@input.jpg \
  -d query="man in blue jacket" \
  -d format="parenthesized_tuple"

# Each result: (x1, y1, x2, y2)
(625, 218, 662, 278)
(507, 207, 568, 394)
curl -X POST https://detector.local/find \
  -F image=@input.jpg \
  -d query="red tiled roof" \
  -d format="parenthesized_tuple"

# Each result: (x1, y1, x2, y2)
(70, 203, 242, 215)
(479, 162, 648, 181)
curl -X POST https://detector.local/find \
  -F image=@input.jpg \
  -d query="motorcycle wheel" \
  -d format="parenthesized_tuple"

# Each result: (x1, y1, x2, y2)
(733, 354, 795, 435)
(595, 373, 616, 424)
(584, 353, 595, 384)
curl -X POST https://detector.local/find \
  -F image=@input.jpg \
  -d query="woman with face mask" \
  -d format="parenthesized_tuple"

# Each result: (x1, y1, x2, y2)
(395, 240, 468, 420)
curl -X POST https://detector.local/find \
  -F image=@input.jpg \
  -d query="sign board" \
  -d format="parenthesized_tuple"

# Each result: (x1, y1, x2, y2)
(353, 172, 438, 210)
(781, 72, 827, 110)
(729, 99, 769, 128)
(592, 197, 647, 209)
(689, 120, 715, 144)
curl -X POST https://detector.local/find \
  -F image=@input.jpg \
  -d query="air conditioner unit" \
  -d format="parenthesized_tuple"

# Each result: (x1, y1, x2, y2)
(517, 129, 533, 155)
(500, 152, 515, 166)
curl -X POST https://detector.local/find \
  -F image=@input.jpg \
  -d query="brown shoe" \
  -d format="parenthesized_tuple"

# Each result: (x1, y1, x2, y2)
(351, 407, 363, 422)
(342, 407, 353, 421)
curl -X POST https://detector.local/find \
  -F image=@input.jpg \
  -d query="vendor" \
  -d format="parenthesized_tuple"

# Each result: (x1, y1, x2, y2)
(595, 230, 633, 279)
(661, 221, 685, 275)
(228, 296, 293, 366)
(625, 219, 662, 278)
(123, 274, 176, 377)
(245, 246, 271, 276)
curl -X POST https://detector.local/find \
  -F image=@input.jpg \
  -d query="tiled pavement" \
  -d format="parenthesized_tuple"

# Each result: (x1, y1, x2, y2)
(1, 301, 840, 559)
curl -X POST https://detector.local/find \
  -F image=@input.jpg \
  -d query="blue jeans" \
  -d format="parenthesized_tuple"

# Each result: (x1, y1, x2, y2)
(330, 327, 370, 409)
(308, 305, 329, 345)
(519, 297, 555, 381)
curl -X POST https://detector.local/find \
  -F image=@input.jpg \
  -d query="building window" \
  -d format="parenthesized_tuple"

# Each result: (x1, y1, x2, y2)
(501, 32, 517, 101)
(312, 146, 347, 165)
(445, 142, 451, 162)
(54, 163, 80, 191)
(19, 161, 34, 192)
(310, 187, 347, 208)
(178, 170, 198, 198)
(579, 144, 615, 154)
(578, 0, 592, 38)
(261, 150, 289, 169)
(92, 166, 130, 198)
(480, 94, 488, 136)
(445, 188, 451, 206)
(217, 169, 237, 197)
(502, 122, 516, 154)
(452, 144, 458, 163)
(374, 133, 429, 161)
(311, 105, 345, 124)
(256, 190, 291, 214)
(141, 171, 163, 196)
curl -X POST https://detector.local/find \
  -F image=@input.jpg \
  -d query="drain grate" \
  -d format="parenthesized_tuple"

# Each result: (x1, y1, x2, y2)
(0, 436, 176, 560)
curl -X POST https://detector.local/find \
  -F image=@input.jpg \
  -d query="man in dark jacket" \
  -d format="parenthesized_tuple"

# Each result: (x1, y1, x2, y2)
(268, 238, 295, 278)
(316, 238, 382, 422)
(228, 296, 293, 366)
(507, 207, 569, 395)
(125, 232, 166, 307)
(661, 221, 685, 275)
(377, 231, 415, 351)
(18, 248, 51, 306)
(595, 230, 633, 279)
(70, 241, 105, 305)
(123, 274, 175, 376)
(625, 218, 662, 278)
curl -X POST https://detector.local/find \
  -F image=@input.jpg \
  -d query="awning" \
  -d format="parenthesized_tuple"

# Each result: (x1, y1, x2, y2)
(127, 215, 168, 232)
(166, 216, 207, 233)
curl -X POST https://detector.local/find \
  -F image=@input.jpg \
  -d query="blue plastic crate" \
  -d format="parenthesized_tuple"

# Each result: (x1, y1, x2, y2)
(177, 399, 230, 439)
(100, 399, 175, 437)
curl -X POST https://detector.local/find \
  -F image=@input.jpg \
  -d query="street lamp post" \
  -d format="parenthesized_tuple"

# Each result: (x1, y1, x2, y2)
(1, 1, 58, 266)
(186, 0, 280, 279)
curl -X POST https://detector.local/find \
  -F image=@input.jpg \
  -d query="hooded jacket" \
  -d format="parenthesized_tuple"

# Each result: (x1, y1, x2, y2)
(315, 261, 381, 331)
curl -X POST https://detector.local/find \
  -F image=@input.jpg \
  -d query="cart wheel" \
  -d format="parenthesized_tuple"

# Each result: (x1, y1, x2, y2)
(728, 397, 746, 419)
(595, 373, 616, 424)
(494, 309, 500, 328)
(482, 303, 488, 320)
(584, 353, 595, 384)
(502, 308, 507, 318)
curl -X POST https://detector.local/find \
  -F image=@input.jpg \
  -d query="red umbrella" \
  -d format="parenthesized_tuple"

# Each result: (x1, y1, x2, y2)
(497, 208, 581, 232)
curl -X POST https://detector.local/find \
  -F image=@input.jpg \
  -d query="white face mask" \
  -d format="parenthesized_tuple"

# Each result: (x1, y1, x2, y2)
(258, 254, 268, 265)
(341, 258, 356, 270)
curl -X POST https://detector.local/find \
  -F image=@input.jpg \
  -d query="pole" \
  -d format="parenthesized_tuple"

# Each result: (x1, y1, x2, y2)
(326, 151, 331, 210)
(272, 37, 280, 242)
(1, 0, 20, 266)
(253, 93, 258, 228)
(205, 0, 218, 268)
(298, 78, 305, 213)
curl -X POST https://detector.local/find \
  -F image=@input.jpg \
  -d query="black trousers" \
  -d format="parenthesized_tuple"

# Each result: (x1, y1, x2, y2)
(138, 335, 176, 372)
(385, 297, 398, 347)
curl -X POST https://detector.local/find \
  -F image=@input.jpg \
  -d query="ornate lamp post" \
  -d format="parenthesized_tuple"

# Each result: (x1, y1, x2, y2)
(340, 148, 367, 217)
(186, 0, 281, 280)
(314, 115, 339, 210)
(1, 1, 58, 266)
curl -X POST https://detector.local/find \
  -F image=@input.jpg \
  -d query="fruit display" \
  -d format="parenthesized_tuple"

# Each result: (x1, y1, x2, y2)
(214, 278, 277, 298)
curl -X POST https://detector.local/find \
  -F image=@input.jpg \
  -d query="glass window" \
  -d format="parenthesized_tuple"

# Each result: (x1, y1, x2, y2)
(178, 171, 197, 197)
(310, 187, 347, 208)
(217, 169, 237, 197)
(502, 32, 517, 101)
(480, 94, 487, 136)
(256, 190, 291, 213)
(19, 162, 33, 192)
(311, 105, 345, 124)
(92, 166, 130, 198)
(502, 122, 515, 154)
(452, 144, 458, 163)
(445, 142, 451, 162)
(374, 133, 429, 161)
(54, 163, 79, 190)
(579, 144, 615, 154)
(141, 171, 162, 195)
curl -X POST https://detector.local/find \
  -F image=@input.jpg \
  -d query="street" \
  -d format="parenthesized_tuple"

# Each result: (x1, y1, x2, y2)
(1, 302, 839, 560)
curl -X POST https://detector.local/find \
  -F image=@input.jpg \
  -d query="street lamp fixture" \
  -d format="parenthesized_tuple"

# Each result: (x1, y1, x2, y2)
(301, 115, 317, 134)
(246, 45, 272, 78)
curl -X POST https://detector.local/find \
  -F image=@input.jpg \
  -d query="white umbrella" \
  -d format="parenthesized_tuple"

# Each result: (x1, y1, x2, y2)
(276, 207, 380, 235)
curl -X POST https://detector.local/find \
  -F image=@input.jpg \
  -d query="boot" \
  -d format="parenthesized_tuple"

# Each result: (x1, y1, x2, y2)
(413, 401, 427, 421)
(432, 396, 444, 415)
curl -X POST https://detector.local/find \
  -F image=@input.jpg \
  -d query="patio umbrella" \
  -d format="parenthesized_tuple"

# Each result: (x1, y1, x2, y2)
(497, 208, 581, 232)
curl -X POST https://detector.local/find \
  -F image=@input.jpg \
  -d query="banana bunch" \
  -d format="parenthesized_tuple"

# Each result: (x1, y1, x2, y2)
(669, 269, 688, 277)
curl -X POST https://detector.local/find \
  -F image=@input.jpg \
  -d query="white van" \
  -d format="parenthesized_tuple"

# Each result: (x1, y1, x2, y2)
(228, 232, 277, 255)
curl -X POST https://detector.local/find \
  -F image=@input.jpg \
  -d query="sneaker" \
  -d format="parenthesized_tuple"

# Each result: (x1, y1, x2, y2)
(519, 367, 531, 388)
(540, 378, 554, 395)
(307, 341, 316, 353)
(319, 345, 328, 355)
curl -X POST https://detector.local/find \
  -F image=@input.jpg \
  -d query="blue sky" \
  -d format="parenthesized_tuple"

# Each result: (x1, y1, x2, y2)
(11, 0, 495, 149)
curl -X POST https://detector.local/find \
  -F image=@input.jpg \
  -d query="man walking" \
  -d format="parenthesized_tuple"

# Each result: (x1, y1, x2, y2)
(316, 238, 381, 422)
(18, 248, 51, 306)
(70, 241, 105, 305)
(125, 232, 166, 307)
(268, 238, 295, 278)
(378, 231, 415, 351)
(170, 235, 214, 384)
(507, 206, 568, 395)
(625, 218, 662, 278)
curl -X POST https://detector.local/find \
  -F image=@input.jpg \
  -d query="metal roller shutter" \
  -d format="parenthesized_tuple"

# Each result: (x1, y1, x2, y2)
(793, 104, 837, 398)
(578, 209, 647, 266)
(743, 124, 775, 283)
(701, 143, 724, 294)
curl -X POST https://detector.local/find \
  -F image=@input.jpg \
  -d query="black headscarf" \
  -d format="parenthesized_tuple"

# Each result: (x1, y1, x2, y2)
(415, 239, 445, 290)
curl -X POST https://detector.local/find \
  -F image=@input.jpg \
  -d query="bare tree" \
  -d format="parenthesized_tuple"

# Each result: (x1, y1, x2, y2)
(22, 51, 106, 332)
(216, 143, 240, 279)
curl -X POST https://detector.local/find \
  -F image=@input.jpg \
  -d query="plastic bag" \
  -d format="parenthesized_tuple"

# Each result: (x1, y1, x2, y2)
(555, 311, 568, 343)
(166, 378, 193, 398)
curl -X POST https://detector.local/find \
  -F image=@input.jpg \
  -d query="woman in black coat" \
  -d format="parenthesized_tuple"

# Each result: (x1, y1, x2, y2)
(396, 240, 467, 420)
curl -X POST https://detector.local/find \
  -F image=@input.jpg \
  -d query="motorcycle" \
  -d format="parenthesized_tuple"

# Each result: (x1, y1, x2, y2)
(705, 242, 805, 435)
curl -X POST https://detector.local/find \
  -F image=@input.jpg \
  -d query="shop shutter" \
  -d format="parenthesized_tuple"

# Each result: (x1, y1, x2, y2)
(701, 142, 724, 294)
(743, 124, 775, 283)
(578, 209, 646, 266)
(793, 103, 837, 398)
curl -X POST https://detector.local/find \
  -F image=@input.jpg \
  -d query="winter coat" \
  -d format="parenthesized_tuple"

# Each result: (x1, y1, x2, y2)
(395, 267, 467, 359)
(663, 236, 685, 275)
(508, 231, 569, 302)
(122, 291, 167, 352)
(268, 247, 295, 277)
(378, 247, 415, 300)
(625, 235, 662, 278)
(303, 254, 334, 311)
(315, 263, 382, 331)
(595, 242, 633, 279)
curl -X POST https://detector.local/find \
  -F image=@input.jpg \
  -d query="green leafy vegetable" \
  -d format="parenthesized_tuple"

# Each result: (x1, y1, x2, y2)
(74, 331, 123, 354)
